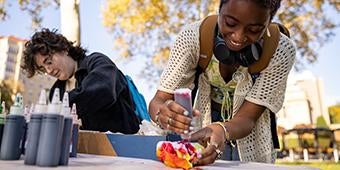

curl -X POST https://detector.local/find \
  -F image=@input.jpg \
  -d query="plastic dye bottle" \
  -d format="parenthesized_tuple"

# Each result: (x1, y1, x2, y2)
(69, 103, 79, 157)
(0, 93, 25, 160)
(59, 92, 72, 165)
(0, 92, 2, 149)
(0, 101, 5, 149)
(36, 88, 64, 167)
(20, 105, 30, 155)
(24, 90, 47, 165)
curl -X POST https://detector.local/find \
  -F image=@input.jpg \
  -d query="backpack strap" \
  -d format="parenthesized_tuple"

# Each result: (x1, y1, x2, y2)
(191, 15, 218, 102)
(198, 15, 218, 71)
(273, 22, 290, 38)
(248, 24, 280, 74)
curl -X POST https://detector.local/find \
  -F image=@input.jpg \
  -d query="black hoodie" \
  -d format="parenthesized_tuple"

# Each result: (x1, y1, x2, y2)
(50, 52, 140, 134)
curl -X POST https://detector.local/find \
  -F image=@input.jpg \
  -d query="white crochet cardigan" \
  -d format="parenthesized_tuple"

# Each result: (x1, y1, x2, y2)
(158, 20, 296, 163)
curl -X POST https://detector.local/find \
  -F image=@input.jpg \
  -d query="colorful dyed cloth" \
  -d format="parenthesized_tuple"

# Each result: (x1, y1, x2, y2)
(156, 141, 204, 169)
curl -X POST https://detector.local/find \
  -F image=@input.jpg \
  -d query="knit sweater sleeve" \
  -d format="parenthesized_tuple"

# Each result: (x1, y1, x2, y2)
(245, 34, 296, 113)
(158, 21, 201, 94)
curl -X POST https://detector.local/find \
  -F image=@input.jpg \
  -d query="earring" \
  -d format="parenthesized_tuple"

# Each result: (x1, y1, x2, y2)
(266, 28, 271, 37)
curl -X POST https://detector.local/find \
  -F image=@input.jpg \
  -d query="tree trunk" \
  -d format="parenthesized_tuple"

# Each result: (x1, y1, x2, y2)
(60, 0, 80, 45)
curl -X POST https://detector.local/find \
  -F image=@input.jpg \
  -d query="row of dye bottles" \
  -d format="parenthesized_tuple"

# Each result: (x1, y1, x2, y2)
(0, 89, 80, 167)
(26, 88, 79, 166)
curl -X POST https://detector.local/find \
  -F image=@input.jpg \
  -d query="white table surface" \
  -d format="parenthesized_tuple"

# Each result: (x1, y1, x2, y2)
(0, 154, 318, 170)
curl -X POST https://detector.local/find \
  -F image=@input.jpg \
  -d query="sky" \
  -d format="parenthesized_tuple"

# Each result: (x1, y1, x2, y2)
(0, 1, 339, 106)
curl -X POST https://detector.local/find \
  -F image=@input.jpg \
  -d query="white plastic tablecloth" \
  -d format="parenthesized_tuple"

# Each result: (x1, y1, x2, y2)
(0, 154, 318, 170)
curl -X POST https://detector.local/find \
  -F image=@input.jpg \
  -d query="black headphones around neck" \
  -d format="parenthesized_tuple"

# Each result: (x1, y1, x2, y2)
(213, 24, 262, 67)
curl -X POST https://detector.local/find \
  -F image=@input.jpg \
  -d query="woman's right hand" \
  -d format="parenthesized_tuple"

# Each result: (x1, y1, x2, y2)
(156, 99, 200, 134)
(189, 124, 227, 165)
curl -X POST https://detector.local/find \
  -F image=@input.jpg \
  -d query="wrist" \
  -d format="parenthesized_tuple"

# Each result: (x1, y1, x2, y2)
(212, 122, 230, 142)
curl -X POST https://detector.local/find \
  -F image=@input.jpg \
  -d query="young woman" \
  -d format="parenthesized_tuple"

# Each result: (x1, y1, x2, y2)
(22, 29, 140, 134)
(149, 0, 295, 165)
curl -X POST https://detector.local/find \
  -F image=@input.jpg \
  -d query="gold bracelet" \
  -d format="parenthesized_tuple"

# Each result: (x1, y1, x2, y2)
(212, 122, 230, 142)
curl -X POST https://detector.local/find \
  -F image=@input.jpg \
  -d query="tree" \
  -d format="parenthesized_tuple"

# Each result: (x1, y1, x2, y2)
(0, 0, 80, 43)
(102, 0, 218, 82)
(316, 115, 329, 128)
(1, 0, 339, 83)
(0, 79, 24, 112)
(329, 105, 340, 124)
(60, 0, 80, 45)
(102, 0, 340, 82)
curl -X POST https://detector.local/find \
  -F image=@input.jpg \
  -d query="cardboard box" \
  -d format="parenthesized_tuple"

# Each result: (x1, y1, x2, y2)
(77, 130, 117, 156)
(78, 130, 167, 160)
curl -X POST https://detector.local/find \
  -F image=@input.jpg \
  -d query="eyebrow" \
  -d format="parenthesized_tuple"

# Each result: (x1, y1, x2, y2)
(43, 55, 52, 65)
(223, 14, 266, 27)
(42, 57, 49, 65)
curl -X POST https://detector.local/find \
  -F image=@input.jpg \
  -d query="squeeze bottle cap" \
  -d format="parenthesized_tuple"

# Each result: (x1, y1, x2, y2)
(47, 88, 62, 114)
(1, 101, 5, 115)
(71, 103, 80, 125)
(34, 89, 47, 114)
(9, 93, 24, 115)
(61, 92, 71, 117)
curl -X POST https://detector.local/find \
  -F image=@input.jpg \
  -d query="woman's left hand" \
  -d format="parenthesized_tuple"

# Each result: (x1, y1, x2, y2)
(189, 124, 227, 165)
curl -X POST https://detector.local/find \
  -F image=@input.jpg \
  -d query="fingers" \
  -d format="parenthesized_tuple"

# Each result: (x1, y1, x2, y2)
(158, 110, 190, 133)
(190, 125, 227, 166)
(195, 142, 220, 166)
(157, 99, 195, 133)
(190, 127, 212, 143)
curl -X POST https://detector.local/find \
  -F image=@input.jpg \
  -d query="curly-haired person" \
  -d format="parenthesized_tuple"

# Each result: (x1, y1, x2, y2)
(22, 28, 140, 134)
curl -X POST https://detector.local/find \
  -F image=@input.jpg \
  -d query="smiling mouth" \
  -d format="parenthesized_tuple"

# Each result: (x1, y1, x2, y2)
(230, 40, 242, 46)
(227, 39, 244, 51)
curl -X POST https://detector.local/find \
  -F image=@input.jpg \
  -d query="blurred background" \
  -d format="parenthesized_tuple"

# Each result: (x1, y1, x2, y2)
(0, 0, 339, 169)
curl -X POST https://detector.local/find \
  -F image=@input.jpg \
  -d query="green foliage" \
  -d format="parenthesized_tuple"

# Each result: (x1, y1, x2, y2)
(329, 105, 340, 124)
(0, 81, 13, 112)
(1, 0, 339, 81)
(0, 79, 23, 112)
(102, 0, 219, 82)
(102, 0, 340, 81)
(316, 116, 329, 128)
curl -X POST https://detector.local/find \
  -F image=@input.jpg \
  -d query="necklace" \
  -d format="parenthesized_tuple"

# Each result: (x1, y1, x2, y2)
(232, 67, 245, 83)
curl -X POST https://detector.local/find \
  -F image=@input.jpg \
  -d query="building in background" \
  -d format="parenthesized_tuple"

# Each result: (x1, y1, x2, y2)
(277, 71, 330, 129)
(0, 36, 55, 105)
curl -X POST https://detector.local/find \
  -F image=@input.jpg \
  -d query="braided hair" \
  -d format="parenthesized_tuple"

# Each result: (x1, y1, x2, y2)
(219, 0, 282, 20)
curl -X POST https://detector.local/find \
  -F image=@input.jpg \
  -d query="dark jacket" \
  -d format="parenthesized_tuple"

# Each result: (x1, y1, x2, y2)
(50, 52, 140, 134)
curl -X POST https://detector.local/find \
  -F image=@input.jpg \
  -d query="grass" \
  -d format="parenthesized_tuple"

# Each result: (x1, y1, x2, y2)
(276, 161, 340, 170)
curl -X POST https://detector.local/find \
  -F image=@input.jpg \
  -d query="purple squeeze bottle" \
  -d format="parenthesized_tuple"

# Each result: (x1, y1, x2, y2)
(174, 88, 194, 140)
